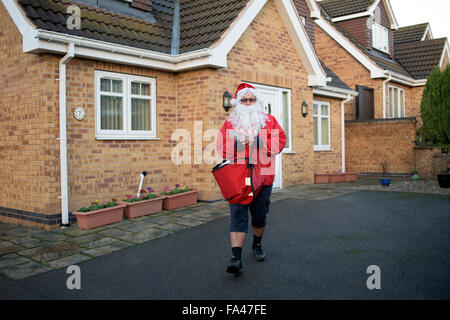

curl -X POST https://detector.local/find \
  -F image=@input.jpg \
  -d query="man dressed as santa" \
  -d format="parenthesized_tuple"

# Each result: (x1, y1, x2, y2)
(216, 83, 286, 274)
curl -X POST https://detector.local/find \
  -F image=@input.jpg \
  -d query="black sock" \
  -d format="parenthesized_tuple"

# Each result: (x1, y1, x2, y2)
(252, 235, 262, 248)
(231, 247, 242, 259)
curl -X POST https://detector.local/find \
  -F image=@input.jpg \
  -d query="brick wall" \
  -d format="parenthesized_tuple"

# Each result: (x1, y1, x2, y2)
(0, 2, 61, 229)
(345, 118, 417, 174)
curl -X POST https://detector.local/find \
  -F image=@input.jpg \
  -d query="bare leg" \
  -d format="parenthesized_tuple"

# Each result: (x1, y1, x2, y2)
(252, 226, 265, 237)
(230, 232, 246, 247)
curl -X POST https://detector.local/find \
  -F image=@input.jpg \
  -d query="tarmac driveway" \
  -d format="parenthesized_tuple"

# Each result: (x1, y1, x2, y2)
(1, 190, 449, 300)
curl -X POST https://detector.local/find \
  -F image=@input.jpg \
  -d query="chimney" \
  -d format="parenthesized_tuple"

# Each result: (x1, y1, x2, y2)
(131, 0, 152, 12)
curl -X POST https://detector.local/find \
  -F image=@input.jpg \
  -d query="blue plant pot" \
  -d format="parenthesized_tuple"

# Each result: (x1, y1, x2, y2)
(380, 178, 391, 186)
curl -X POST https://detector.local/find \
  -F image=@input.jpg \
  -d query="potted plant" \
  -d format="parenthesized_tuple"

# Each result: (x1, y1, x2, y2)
(328, 170, 345, 183)
(73, 199, 125, 230)
(410, 168, 420, 182)
(119, 187, 165, 219)
(161, 184, 198, 210)
(380, 161, 391, 186)
(437, 167, 450, 188)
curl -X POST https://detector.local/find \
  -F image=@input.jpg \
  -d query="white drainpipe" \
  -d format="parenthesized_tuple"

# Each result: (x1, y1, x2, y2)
(59, 43, 75, 227)
(382, 72, 392, 119)
(341, 94, 354, 173)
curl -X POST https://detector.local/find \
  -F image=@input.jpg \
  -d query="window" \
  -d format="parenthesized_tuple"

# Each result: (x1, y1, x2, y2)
(372, 23, 389, 53)
(313, 100, 330, 151)
(300, 16, 306, 25)
(388, 86, 405, 118)
(95, 71, 157, 140)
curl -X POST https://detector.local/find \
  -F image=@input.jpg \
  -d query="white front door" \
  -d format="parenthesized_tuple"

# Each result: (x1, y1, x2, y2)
(252, 84, 290, 189)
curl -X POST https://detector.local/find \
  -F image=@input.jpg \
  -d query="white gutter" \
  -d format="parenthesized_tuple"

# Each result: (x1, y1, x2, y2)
(59, 43, 75, 227)
(382, 72, 392, 119)
(341, 94, 353, 173)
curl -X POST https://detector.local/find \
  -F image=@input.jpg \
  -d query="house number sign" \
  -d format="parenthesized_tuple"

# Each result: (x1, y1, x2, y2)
(73, 106, 85, 120)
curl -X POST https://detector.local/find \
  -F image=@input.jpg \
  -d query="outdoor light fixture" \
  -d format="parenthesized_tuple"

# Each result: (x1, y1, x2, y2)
(223, 91, 232, 112)
(301, 101, 309, 117)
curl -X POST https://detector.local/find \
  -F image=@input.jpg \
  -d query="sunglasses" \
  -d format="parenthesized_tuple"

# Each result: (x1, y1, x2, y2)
(240, 98, 257, 103)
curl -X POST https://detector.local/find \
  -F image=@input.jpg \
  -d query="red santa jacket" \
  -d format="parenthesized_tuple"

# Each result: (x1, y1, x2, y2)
(216, 114, 286, 186)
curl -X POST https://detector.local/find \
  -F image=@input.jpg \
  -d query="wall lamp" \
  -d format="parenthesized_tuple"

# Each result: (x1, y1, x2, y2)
(223, 91, 232, 112)
(301, 101, 309, 117)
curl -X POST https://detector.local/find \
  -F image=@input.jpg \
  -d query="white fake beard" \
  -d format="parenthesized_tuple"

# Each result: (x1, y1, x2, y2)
(228, 102, 268, 140)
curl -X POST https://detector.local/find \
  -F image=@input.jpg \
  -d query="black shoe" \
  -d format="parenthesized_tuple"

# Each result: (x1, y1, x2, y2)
(226, 257, 242, 274)
(252, 244, 265, 261)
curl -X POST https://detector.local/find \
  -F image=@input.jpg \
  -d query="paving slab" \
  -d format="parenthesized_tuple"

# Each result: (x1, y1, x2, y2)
(156, 223, 189, 233)
(81, 241, 134, 257)
(116, 221, 159, 233)
(0, 242, 23, 256)
(17, 242, 81, 263)
(79, 237, 119, 249)
(119, 228, 173, 244)
(146, 215, 182, 225)
(0, 253, 30, 269)
(48, 253, 92, 269)
(0, 261, 52, 280)
(175, 218, 207, 227)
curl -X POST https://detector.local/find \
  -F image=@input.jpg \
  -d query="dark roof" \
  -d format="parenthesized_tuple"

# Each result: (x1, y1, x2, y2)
(318, 0, 375, 18)
(19, 0, 174, 53)
(394, 23, 429, 45)
(17, 0, 248, 54)
(320, 61, 353, 91)
(179, 0, 248, 53)
(394, 38, 447, 79)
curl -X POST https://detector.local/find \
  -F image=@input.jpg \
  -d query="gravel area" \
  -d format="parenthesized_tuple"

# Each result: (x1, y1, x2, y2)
(350, 179, 450, 196)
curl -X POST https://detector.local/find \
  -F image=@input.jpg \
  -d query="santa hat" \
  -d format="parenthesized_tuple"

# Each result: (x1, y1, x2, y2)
(230, 82, 257, 106)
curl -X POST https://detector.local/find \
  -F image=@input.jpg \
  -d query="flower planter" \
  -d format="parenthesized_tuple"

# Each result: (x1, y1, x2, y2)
(314, 174, 329, 184)
(73, 203, 126, 230)
(162, 190, 198, 210)
(119, 196, 164, 219)
(328, 173, 346, 183)
(344, 172, 358, 182)
(437, 173, 450, 188)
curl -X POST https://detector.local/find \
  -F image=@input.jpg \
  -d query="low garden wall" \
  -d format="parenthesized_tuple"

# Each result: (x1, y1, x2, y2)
(345, 118, 417, 175)
(414, 146, 450, 179)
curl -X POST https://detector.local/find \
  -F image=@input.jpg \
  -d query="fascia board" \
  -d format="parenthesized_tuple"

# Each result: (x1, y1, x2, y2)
(315, 18, 385, 78)
(2, 0, 37, 42)
(304, 0, 321, 19)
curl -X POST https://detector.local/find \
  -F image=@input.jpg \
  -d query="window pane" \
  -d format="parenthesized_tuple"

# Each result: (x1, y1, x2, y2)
(111, 80, 122, 93)
(141, 83, 151, 96)
(321, 104, 328, 116)
(393, 88, 398, 118)
(321, 118, 329, 145)
(100, 78, 111, 92)
(313, 103, 318, 115)
(389, 88, 394, 117)
(101, 95, 123, 130)
(131, 98, 151, 131)
(314, 117, 318, 145)
(131, 82, 140, 95)
(400, 90, 405, 117)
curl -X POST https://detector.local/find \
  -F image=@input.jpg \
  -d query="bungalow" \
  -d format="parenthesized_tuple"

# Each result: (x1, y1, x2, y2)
(310, 0, 449, 175)
(0, 0, 356, 229)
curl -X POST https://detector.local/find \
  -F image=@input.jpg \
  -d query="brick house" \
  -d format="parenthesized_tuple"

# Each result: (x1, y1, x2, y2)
(0, 0, 357, 229)
(309, 0, 449, 175)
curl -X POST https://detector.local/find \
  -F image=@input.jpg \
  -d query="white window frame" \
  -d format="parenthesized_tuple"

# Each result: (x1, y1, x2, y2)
(387, 85, 405, 118)
(313, 100, 331, 151)
(95, 70, 158, 140)
(372, 23, 389, 53)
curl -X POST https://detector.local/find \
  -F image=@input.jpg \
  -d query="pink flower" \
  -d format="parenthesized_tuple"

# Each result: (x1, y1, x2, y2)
(175, 184, 180, 188)
(164, 186, 170, 192)
(126, 194, 132, 199)
(147, 187, 154, 193)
